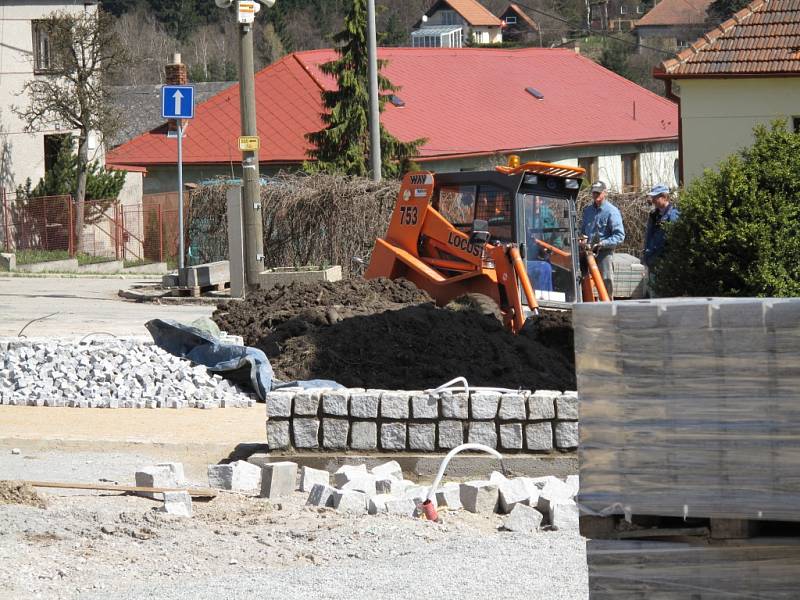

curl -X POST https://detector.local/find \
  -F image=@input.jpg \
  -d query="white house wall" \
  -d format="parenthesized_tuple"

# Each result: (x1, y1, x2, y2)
(0, 1, 100, 193)
(679, 77, 800, 184)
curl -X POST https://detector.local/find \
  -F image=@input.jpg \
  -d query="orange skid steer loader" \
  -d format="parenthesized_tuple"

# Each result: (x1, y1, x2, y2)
(365, 157, 610, 333)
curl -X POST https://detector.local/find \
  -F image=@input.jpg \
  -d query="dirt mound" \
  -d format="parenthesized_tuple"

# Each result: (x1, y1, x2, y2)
(214, 278, 576, 391)
(0, 481, 47, 508)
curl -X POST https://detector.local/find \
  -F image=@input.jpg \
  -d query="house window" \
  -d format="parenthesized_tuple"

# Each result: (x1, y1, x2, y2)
(676, 38, 690, 48)
(578, 157, 599, 184)
(473, 30, 489, 44)
(622, 153, 640, 191)
(620, 5, 628, 14)
(636, 4, 645, 13)
(32, 20, 54, 72)
(505, 15, 518, 24)
(441, 10, 458, 25)
(44, 134, 69, 174)
(793, 117, 800, 133)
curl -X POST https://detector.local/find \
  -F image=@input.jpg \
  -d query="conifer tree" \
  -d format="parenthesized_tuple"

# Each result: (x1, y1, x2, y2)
(305, 0, 424, 179)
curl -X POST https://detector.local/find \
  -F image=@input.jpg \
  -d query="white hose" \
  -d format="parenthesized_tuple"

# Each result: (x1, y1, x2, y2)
(425, 443, 503, 504)
(424, 376, 518, 396)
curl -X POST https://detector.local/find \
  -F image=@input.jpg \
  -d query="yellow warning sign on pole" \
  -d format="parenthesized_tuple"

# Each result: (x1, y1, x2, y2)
(238, 136, 260, 151)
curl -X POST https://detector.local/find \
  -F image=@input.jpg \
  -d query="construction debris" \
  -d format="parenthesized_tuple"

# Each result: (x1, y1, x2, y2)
(260, 462, 298, 499)
(161, 491, 193, 517)
(0, 340, 256, 409)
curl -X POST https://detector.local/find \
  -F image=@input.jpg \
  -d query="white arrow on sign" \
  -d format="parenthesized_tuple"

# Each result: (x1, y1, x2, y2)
(172, 89, 184, 116)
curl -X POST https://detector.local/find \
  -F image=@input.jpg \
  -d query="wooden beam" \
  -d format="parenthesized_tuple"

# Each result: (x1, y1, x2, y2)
(25, 480, 218, 498)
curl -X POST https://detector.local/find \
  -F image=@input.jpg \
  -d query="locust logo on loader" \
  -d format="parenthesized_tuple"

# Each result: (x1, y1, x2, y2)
(447, 232, 481, 257)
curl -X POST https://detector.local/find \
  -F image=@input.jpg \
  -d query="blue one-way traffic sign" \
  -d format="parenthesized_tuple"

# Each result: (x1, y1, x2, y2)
(162, 85, 195, 119)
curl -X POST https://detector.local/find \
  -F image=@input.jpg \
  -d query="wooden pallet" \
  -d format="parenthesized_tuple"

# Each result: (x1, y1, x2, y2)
(580, 514, 800, 542)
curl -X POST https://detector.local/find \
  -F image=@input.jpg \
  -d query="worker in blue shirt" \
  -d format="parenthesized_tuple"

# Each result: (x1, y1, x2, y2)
(643, 183, 679, 296)
(580, 181, 625, 298)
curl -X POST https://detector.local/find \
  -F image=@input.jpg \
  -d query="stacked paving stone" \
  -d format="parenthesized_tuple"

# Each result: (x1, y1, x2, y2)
(0, 339, 256, 409)
(575, 298, 800, 598)
(265, 388, 578, 453)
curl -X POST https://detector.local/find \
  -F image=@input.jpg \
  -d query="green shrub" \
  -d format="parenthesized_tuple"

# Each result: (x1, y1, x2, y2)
(654, 122, 800, 297)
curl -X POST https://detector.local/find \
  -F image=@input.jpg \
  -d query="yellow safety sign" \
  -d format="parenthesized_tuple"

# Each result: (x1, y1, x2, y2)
(238, 136, 260, 151)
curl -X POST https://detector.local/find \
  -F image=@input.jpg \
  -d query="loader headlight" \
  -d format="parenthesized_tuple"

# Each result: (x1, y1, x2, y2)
(565, 178, 580, 189)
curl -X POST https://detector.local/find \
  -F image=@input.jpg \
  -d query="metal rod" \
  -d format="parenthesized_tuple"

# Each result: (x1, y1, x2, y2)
(177, 121, 184, 269)
(238, 21, 265, 294)
(367, 0, 382, 182)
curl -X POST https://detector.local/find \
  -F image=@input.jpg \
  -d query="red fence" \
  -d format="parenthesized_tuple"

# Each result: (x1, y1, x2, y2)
(0, 190, 174, 265)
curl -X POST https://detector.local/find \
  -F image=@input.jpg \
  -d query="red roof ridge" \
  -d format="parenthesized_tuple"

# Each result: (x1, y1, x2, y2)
(656, 0, 800, 77)
(292, 52, 325, 92)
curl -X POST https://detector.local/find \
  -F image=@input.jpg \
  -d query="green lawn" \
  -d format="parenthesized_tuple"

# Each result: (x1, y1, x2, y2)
(123, 258, 154, 268)
(15, 249, 71, 265)
(76, 253, 116, 266)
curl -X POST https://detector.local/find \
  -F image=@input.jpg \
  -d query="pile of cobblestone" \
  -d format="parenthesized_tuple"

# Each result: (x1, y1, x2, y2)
(0, 339, 255, 409)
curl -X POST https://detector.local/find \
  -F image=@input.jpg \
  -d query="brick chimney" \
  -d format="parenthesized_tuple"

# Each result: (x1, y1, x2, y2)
(165, 54, 188, 135)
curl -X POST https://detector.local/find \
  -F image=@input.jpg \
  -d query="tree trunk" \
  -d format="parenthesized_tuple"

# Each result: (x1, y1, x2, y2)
(74, 130, 89, 251)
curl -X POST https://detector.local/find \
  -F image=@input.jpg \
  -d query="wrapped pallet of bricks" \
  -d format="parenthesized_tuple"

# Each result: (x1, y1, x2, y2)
(573, 298, 800, 599)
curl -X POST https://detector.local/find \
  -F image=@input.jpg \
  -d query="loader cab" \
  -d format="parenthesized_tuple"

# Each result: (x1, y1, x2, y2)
(432, 160, 583, 305)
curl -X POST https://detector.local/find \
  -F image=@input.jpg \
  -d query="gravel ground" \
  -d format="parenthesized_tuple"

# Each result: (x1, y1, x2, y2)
(0, 450, 588, 600)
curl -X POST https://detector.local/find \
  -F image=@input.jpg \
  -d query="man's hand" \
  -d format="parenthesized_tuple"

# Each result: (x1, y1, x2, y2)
(591, 242, 603, 254)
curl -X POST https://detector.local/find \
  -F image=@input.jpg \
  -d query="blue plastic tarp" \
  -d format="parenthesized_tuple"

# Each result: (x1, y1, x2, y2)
(145, 319, 343, 400)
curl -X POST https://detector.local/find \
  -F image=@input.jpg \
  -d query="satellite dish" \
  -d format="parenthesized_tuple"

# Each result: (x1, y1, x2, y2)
(215, 0, 233, 7)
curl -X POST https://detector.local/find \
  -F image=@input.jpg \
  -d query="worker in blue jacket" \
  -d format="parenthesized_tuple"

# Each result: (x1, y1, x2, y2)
(580, 181, 625, 297)
(643, 183, 679, 295)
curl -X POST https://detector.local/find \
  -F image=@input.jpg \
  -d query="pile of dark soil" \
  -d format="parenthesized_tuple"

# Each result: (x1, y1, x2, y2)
(0, 481, 47, 508)
(213, 278, 576, 391)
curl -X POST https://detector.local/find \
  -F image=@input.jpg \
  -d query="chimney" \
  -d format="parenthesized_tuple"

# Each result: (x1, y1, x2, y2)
(165, 53, 188, 85)
(165, 54, 187, 135)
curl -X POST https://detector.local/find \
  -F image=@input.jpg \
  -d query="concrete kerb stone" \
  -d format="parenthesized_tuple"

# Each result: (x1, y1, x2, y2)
(208, 461, 261, 492)
(333, 464, 368, 488)
(385, 497, 417, 517)
(161, 491, 192, 517)
(460, 481, 499, 514)
(260, 461, 298, 499)
(341, 474, 377, 496)
(370, 460, 403, 480)
(306, 483, 336, 507)
(435, 483, 462, 510)
(135, 465, 177, 499)
(502, 504, 543, 533)
(332, 490, 368, 514)
(299, 466, 330, 493)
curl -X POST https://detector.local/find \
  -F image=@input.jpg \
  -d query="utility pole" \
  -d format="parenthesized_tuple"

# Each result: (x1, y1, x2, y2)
(366, 0, 381, 182)
(238, 14, 264, 293)
(216, 0, 274, 294)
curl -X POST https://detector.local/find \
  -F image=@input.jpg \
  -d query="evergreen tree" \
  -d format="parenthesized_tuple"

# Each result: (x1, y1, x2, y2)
(706, 0, 751, 24)
(305, 0, 424, 178)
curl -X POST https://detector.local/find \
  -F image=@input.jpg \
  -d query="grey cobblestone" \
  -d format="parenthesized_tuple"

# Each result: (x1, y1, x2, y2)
(411, 394, 438, 419)
(525, 422, 554, 451)
(350, 390, 380, 418)
(293, 390, 321, 416)
(266, 392, 292, 418)
(380, 422, 407, 450)
(498, 393, 526, 420)
(528, 391, 558, 419)
(380, 392, 410, 419)
(350, 421, 377, 450)
(554, 421, 579, 449)
(555, 394, 579, 420)
(440, 392, 468, 419)
(293, 418, 320, 448)
(499, 423, 524, 450)
(468, 421, 497, 448)
(322, 419, 349, 449)
(408, 423, 436, 451)
(438, 420, 464, 449)
(471, 391, 500, 420)
(321, 390, 349, 416)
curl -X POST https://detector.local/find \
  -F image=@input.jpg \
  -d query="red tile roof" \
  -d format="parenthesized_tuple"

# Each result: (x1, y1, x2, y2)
(107, 48, 678, 168)
(657, 0, 800, 76)
(502, 3, 540, 31)
(634, 0, 714, 27)
(435, 0, 503, 27)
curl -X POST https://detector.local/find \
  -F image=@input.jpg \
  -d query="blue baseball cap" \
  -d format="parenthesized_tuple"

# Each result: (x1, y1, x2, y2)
(647, 184, 670, 196)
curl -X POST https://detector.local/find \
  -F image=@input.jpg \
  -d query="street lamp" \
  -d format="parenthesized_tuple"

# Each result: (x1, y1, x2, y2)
(214, 0, 275, 294)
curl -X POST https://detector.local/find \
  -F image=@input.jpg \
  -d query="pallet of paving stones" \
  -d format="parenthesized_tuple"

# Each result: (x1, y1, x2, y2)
(574, 297, 800, 522)
(587, 537, 800, 599)
(169, 282, 229, 298)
